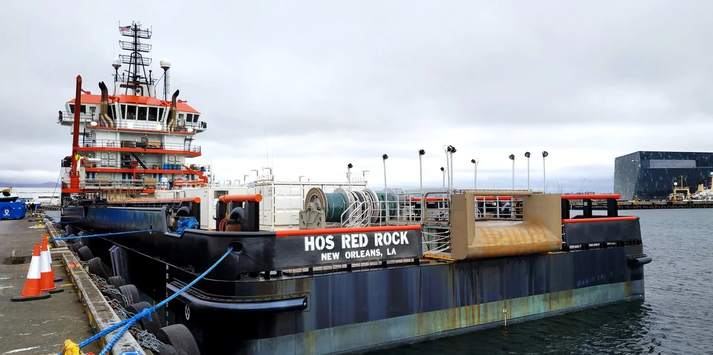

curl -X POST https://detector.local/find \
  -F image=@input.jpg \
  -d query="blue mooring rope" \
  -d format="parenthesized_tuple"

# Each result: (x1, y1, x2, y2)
(59, 246, 234, 355)
(48, 229, 153, 242)
(54, 219, 85, 224)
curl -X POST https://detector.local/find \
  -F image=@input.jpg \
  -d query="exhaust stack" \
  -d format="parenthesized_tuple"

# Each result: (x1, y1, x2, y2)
(167, 89, 179, 132)
(98, 81, 114, 127)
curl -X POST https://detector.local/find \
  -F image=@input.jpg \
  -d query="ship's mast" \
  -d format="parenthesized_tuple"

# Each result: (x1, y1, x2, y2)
(118, 22, 155, 97)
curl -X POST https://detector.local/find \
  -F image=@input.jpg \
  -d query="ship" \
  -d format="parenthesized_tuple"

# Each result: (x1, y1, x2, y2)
(1, 187, 20, 203)
(57, 22, 653, 355)
(56, 23, 209, 206)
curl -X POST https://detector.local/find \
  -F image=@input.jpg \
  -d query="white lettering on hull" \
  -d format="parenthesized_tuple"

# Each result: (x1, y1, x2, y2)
(302, 230, 412, 262)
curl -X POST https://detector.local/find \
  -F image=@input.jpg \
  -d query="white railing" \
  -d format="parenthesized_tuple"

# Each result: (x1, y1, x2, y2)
(115, 120, 166, 131)
(82, 139, 200, 153)
(422, 228, 452, 254)
(58, 111, 95, 125)
(76, 178, 158, 190)
(340, 201, 372, 228)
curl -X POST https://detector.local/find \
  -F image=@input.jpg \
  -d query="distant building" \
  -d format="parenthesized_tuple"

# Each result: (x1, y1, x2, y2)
(614, 151, 713, 200)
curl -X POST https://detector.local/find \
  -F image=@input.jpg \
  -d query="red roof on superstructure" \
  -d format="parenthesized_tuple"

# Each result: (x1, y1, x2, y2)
(67, 93, 200, 114)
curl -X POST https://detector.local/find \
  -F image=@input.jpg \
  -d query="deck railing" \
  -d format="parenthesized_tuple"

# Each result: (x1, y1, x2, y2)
(81, 139, 200, 153)
(57, 111, 95, 125)
(78, 178, 157, 190)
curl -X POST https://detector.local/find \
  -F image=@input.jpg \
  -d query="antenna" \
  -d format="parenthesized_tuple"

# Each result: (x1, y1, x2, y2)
(117, 21, 154, 96)
(160, 59, 171, 101)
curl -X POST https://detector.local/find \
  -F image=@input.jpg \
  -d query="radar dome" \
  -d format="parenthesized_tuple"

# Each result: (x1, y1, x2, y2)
(112, 58, 121, 69)
(160, 59, 171, 69)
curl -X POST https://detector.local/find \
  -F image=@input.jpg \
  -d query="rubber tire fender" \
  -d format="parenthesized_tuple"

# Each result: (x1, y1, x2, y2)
(118, 284, 141, 305)
(157, 324, 201, 355)
(88, 257, 109, 280)
(155, 343, 179, 355)
(77, 246, 93, 261)
(107, 275, 126, 288)
(126, 301, 162, 335)
(71, 238, 84, 251)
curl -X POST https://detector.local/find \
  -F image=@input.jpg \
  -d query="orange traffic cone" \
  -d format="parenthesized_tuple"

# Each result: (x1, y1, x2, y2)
(42, 234, 62, 282)
(11, 243, 51, 302)
(40, 239, 63, 294)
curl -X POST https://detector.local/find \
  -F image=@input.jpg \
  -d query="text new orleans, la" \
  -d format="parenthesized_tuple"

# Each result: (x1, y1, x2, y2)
(303, 231, 411, 261)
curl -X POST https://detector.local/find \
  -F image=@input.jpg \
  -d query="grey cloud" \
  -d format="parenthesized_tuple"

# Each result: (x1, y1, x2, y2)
(2, 0, 713, 186)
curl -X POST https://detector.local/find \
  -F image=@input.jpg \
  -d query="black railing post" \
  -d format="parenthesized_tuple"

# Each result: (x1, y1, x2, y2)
(607, 198, 618, 217)
(561, 198, 570, 220)
(583, 199, 593, 218)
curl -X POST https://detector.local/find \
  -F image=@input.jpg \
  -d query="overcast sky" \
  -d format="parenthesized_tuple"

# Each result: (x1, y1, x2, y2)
(1, 0, 711, 192)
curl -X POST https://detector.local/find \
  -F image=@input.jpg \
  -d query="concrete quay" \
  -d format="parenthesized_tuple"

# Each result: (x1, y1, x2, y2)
(0, 217, 144, 355)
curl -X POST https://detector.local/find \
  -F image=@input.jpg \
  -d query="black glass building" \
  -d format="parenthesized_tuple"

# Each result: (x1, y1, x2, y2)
(614, 151, 713, 201)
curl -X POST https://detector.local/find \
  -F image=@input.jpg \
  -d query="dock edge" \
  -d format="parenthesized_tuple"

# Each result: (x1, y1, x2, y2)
(46, 219, 146, 355)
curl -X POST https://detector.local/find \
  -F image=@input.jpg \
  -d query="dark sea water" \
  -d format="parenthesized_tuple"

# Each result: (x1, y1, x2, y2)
(368, 209, 713, 355)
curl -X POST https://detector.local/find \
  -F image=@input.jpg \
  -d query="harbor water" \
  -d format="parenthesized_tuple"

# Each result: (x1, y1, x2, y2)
(368, 208, 713, 355)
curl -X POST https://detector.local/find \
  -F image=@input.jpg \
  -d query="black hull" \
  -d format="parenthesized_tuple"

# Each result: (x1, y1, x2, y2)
(61, 205, 650, 354)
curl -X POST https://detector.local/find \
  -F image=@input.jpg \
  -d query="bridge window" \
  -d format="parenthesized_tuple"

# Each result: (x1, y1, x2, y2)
(124, 105, 137, 120)
(68, 104, 86, 114)
(158, 108, 165, 121)
(138, 106, 147, 121)
(193, 114, 200, 122)
(148, 107, 158, 121)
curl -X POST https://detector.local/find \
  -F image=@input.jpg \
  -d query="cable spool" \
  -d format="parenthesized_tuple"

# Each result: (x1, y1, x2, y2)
(362, 188, 381, 223)
(377, 188, 399, 221)
(334, 188, 354, 223)
(304, 187, 350, 223)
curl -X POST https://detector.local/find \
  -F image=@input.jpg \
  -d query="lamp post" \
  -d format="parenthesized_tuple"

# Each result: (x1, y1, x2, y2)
(347, 163, 353, 192)
(251, 169, 259, 181)
(419, 149, 425, 223)
(440, 167, 445, 188)
(446, 145, 456, 193)
(470, 158, 479, 189)
(243, 174, 248, 185)
(509, 154, 515, 190)
(542, 151, 549, 193)
(382, 154, 389, 225)
(524, 152, 531, 190)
